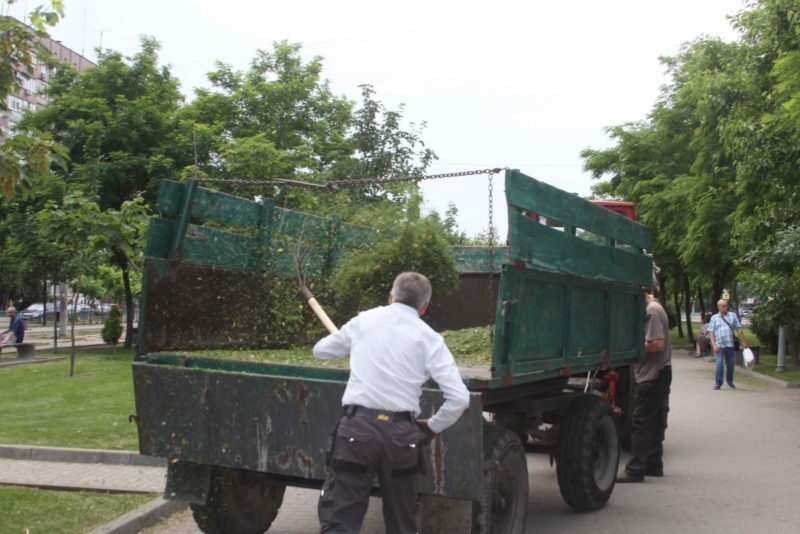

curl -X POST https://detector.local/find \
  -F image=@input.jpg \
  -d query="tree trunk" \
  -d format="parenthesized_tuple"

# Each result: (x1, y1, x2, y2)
(42, 280, 48, 327)
(711, 278, 723, 312)
(673, 291, 683, 338)
(122, 265, 134, 349)
(682, 274, 694, 341)
(69, 278, 81, 378)
(696, 285, 706, 318)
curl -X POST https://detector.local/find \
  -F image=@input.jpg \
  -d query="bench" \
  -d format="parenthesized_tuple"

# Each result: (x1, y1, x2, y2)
(0, 342, 36, 358)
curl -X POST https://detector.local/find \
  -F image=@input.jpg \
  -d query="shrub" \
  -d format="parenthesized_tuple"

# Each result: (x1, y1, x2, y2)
(101, 306, 123, 346)
(331, 218, 459, 313)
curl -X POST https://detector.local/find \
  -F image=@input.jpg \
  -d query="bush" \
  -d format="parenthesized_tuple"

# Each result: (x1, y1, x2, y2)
(101, 306, 123, 346)
(331, 218, 459, 313)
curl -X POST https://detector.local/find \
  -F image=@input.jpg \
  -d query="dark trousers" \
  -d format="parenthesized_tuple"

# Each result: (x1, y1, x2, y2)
(625, 366, 672, 475)
(318, 407, 419, 534)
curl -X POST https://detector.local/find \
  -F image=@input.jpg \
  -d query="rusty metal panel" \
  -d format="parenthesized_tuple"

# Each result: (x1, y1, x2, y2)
(133, 361, 484, 500)
(425, 273, 500, 331)
(139, 261, 297, 353)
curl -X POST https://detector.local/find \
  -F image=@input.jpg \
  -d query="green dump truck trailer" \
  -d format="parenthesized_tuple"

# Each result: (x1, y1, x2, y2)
(132, 169, 653, 533)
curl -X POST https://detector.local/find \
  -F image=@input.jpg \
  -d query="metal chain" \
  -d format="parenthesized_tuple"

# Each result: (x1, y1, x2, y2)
(487, 171, 496, 344)
(196, 168, 502, 190)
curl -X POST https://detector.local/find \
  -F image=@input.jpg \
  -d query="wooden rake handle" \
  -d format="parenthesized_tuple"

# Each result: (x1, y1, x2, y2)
(300, 285, 339, 334)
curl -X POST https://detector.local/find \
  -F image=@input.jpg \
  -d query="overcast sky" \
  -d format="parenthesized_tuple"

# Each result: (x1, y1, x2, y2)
(6, 0, 745, 236)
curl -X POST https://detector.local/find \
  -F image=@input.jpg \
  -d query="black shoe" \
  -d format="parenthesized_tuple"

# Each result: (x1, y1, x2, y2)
(714, 385, 721, 390)
(645, 466, 663, 477)
(616, 472, 644, 483)
(727, 383, 736, 389)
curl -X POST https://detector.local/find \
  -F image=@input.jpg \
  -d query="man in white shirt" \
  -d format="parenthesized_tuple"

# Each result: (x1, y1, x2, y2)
(314, 271, 470, 534)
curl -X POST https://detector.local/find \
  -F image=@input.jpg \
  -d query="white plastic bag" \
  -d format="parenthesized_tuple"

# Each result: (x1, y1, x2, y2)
(742, 347, 755, 368)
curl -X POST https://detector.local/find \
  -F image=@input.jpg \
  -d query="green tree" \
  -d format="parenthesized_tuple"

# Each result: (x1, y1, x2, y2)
(101, 305, 123, 347)
(23, 38, 181, 346)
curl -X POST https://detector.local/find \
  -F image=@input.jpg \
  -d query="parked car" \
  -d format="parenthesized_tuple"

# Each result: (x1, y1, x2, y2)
(20, 303, 58, 321)
(67, 303, 95, 319)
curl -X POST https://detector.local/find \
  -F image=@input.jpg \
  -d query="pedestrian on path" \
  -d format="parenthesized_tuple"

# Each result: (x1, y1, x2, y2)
(312, 271, 470, 533)
(617, 289, 672, 483)
(708, 299, 749, 390)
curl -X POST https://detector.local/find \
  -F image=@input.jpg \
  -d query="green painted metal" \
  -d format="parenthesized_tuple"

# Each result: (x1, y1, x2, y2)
(507, 208, 653, 286)
(451, 246, 506, 273)
(490, 265, 644, 382)
(168, 179, 198, 260)
(505, 169, 652, 250)
(192, 187, 263, 229)
(145, 180, 375, 278)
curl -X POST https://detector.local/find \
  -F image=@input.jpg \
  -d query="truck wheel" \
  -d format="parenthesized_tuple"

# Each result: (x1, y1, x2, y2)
(472, 426, 528, 533)
(191, 467, 286, 534)
(556, 394, 619, 511)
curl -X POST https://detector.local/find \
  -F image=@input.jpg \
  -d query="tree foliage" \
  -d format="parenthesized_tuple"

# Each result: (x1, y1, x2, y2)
(582, 0, 800, 359)
(332, 211, 459, 313)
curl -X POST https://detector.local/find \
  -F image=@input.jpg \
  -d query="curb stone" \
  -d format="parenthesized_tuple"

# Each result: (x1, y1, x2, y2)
(735, 366, 800, 388)
(87, 497, 187, 534)
(0, 445, 166, 467)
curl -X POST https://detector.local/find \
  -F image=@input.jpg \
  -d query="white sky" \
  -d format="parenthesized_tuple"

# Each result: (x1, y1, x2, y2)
(6, 0, 745, 236)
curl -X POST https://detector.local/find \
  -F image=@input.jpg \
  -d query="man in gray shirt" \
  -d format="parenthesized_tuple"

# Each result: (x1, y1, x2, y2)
(314, 271, 470, 533)
(617, 290, 672, 483)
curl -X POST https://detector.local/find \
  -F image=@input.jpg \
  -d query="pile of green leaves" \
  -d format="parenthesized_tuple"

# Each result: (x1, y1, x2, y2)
(193, 325, 493, 367)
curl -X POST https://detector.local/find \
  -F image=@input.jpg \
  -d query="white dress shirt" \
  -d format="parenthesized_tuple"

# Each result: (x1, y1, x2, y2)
(313, 302, 470, 433)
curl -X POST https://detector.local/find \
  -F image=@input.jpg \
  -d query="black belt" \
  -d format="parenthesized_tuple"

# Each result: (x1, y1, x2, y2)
(343, 405, 413, 422)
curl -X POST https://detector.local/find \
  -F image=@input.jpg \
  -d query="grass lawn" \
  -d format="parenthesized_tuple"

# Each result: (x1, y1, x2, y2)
(0, 487, 155, 533)
(747, 352, 800, 383)
(0, 347, 140, 449)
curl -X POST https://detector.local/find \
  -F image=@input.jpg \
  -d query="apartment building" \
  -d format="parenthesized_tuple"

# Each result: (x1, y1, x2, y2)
(1, 19, 95, 139)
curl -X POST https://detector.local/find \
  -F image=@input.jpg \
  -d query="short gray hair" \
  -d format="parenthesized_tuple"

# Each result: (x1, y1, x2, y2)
(390, 272, 432, 311)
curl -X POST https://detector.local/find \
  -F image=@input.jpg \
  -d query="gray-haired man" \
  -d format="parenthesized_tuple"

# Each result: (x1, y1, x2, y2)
(313, 271, 470, 533)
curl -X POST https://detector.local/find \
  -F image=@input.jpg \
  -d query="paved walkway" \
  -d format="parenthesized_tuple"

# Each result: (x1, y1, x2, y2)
(2, 350, 799, 533)
(0, 458, 164, 493)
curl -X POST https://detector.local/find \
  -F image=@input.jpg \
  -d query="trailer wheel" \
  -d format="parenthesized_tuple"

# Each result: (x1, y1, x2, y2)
(191, 467, 286, 534)
(556, 394, 619, 511)
(472, 426, 528, 533)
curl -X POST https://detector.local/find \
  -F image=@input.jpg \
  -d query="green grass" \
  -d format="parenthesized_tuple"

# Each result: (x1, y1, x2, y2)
(0, 348, 140, 449)
(0, 487, 155, 533)
(747, 352, 800, 383)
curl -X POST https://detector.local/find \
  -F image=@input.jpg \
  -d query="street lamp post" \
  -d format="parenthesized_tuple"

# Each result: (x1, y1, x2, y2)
(776, 326, 786, 373)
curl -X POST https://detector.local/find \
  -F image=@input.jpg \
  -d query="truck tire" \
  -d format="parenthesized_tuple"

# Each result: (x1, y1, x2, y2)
(191, 467, 286, 534)
(556, 394, 619, 511)
(472, 426, 528, 533)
